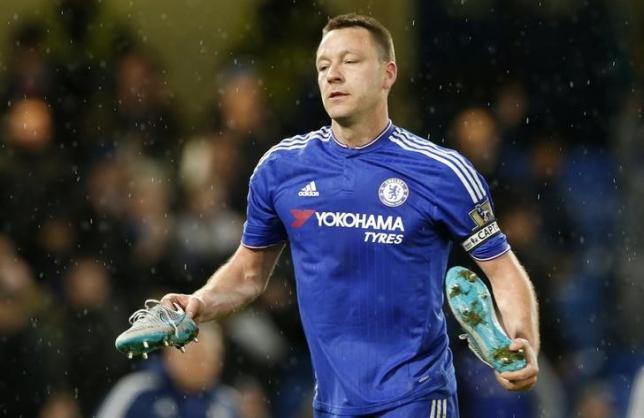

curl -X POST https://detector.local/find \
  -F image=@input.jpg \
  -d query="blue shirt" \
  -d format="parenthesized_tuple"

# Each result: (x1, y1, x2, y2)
(96, 361, 239, 418)
(242, 121, 510, 415)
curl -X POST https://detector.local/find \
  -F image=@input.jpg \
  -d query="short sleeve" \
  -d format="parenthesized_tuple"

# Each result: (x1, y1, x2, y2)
(241, 162, 287, 248)
(432, 163, 510, 261)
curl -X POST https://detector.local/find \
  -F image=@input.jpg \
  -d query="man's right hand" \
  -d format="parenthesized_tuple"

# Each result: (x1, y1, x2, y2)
(160, 293, 206, 322)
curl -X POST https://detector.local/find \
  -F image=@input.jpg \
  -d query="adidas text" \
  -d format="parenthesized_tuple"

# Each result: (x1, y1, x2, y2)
(298, 181, 320, 197)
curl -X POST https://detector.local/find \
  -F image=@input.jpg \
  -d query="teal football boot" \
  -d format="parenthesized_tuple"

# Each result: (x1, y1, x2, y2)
(445, 266, 527, 372)
(115, 299, 199, 359)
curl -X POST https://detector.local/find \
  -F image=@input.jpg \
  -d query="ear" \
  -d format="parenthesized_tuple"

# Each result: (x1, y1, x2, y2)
(383, 61, 397, 91)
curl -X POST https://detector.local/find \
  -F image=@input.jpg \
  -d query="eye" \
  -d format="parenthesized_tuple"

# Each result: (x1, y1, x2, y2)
(318, 64, 329, 72)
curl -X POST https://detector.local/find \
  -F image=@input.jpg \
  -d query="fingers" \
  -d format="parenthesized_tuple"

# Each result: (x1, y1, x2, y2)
(502, 339, 537, 378)
(160, 293, 204, 321)
(496, 338, 539, 391)
(495, 371, 538, 391)
(508, 339, 525, 351)
(160, 293, 182, 308)
(160, 293, 193, 313)
(496, 359, 538, 390)
(185, 295, 204, 321)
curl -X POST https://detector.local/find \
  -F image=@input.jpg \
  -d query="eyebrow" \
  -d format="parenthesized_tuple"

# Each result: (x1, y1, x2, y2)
(316, 50, 359, 63)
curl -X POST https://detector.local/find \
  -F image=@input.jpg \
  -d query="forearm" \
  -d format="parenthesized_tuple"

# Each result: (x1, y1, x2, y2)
(192, 260, 265, 322)
(494, 271, 540, 353)
(192, 244, 284, 322)
(479, 251, 540, 353)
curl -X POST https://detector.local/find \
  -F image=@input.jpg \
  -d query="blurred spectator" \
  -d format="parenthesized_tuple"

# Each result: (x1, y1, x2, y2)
(69, 154, 148, 314)
(551, 142, 618, 360)
(76, 151, 180, 304)
(236, 377, 272, 418)
(0, 235, 50, 418)
(50, 257, 130, 416)
(627, 366, 644, 418)
(209, 67, 280, 211)
(495, 195, 567, 360)
(178, 132, 241, 198)
(450, 106, 501, 180)
(523, 134, 577, 257)
(45, 0, 136, 164)
(532, 356, 567, 418)
(1, 21, 54, 102)
(0, 97, 75, 262)
(495, 80, 529, 136)
(34, 215, 77, 281)
(175, 132, 244, 281)
(175, 178, 241, 254)
(493, 80, 533, 182)
(121, 156, 180, 298)
(39, 391, 82, 418)
(226, 0, 328, 132)
(455, 350, 537, 418)
(572, 382, 616, 418)
(110, 47, 179, 159)
(614, 91, 644, 349)
(96, 323, 239, 418)
(5, 97, 54, 152)
(124, 158, 174, 264)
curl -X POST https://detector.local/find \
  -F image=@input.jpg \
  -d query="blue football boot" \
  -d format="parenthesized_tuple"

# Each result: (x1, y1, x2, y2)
(445, 266, 527, 372)
(115, 299, 199, 359)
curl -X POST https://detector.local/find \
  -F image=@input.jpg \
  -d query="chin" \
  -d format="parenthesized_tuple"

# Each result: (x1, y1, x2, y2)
(325, 106, 354, 124)
(331, 115, 355, 126)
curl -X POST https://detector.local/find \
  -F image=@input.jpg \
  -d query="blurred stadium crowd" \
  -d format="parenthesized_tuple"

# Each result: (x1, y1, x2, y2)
(1, 1, 643, 418)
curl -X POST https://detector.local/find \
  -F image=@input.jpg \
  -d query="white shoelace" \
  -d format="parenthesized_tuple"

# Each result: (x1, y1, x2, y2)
(128, 299, 182, 337)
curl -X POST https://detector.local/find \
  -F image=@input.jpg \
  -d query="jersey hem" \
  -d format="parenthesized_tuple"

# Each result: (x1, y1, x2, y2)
(240, 240, 286, 249)
(312, 386, 454, 415)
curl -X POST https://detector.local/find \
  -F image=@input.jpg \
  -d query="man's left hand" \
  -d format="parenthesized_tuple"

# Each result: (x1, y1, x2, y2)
(495, 338, 539, 391)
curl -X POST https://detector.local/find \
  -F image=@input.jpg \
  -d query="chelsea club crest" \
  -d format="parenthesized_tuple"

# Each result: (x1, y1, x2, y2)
(378, 178, 409, 207)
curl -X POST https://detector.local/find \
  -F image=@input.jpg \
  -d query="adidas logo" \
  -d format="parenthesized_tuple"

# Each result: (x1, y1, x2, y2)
(298, 181, 320, 197)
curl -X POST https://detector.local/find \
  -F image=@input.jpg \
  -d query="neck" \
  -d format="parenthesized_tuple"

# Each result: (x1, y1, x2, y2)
(331, 106, 390, 148)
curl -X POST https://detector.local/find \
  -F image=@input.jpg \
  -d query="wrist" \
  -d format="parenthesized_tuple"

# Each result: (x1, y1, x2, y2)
(192, 290, 206, 303)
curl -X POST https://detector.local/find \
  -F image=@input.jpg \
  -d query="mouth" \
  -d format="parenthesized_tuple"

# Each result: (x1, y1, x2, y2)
(329, 92, 348, 100)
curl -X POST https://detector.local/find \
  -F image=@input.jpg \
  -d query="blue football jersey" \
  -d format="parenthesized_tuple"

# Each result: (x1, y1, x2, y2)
(241, 121, 510, 415)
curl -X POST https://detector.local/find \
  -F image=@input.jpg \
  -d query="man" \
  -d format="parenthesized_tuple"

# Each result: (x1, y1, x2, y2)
(161, 13, 539, 418)
(98, 323, 238, 418)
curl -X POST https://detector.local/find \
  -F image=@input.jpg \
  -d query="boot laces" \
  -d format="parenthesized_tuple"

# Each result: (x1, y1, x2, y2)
(128, 299, 182, 337)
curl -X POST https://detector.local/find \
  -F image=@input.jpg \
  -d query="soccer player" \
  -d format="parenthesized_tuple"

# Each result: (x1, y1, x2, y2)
(161, 13, 540, 418)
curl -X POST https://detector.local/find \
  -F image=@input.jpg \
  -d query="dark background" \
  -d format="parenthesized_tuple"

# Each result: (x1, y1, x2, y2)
(0, 0, 642, 417)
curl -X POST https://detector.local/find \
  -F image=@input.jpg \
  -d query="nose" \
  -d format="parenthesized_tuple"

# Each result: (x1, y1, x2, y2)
(326, 62, 343, 84)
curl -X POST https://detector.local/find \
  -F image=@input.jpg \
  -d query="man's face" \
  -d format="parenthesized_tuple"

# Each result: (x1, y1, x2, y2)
(316, 27, 391, 124)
